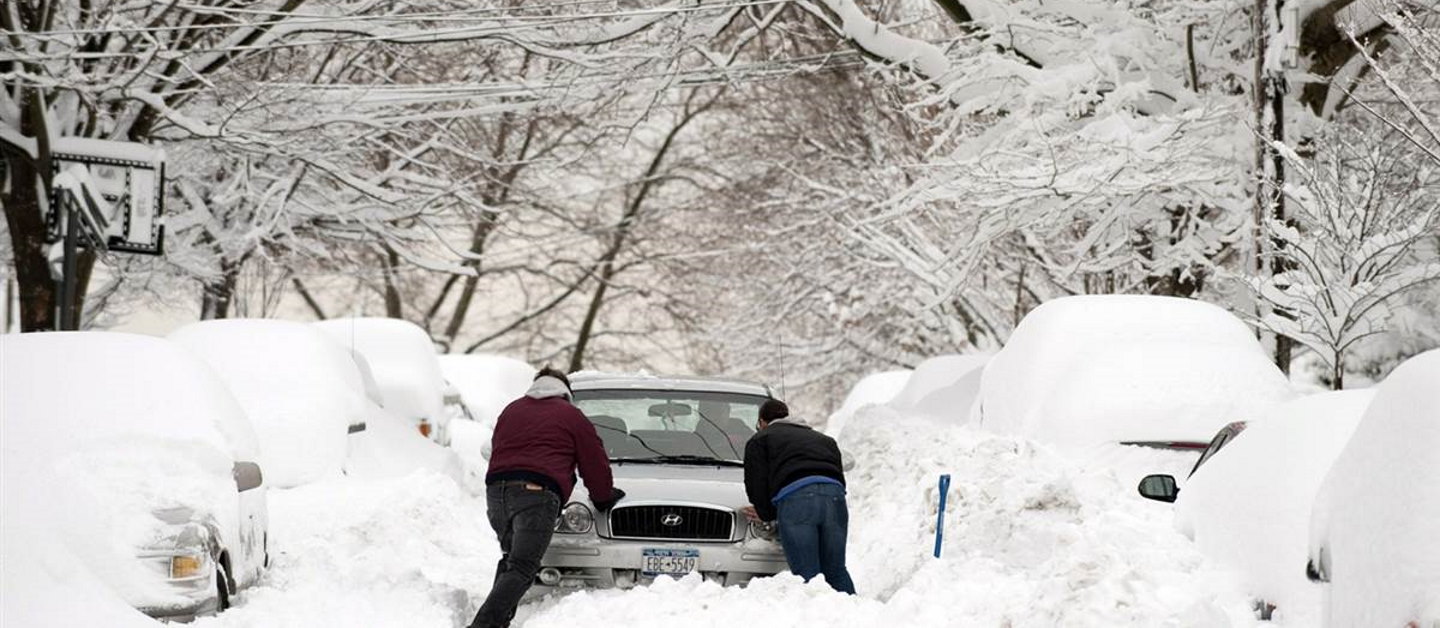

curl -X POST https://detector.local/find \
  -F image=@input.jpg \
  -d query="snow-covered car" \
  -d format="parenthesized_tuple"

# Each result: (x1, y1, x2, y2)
(1140, 391, 1372, 620)
(524, 373, 788, 598)
(1136, 421, 1250, 502)
(436, 353, 535, 431)
(975, 295, 1295, 449)
(171, 319, 373, 488)
(313, 318, 457, 445)
(0, 332, 268, 621)
(172, 319, 462, 486)
(1308, 350, 1440, 627)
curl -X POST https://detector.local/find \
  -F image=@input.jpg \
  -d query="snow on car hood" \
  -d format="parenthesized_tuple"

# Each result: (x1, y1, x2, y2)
(570, 464, 747, 508)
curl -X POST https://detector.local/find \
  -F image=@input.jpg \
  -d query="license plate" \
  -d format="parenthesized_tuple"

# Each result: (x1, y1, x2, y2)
(641, 548, 698, 576)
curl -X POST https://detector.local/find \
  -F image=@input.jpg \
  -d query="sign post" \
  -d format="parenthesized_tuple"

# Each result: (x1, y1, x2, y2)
(43, 139, 166, 330)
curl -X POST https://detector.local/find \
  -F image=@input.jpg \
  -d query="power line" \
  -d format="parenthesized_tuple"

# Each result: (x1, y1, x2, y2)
(2, 0, 787, 40)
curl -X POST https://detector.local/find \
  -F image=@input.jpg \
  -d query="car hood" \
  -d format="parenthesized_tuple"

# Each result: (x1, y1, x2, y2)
(571, 463, 746, 509)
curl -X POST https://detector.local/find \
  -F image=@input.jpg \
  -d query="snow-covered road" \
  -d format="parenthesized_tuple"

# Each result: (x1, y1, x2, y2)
(194, 409, 1280, 628)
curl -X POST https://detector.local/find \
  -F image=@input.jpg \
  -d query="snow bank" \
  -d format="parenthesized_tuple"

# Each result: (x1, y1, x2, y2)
(1176, 390, 1373, 621)
(1310, 349, 1440, 627)
(1, 332, 247, 615)
(437, 353, 534, 430)
(977, 295, 1294, 447)
(171, 319, 367, 487)
(517, 406, 1263, 627)
(826, 369, 911, 437)
(188, 474, 497, 628)
(313, 318, 446, 423)
(886, 354, 989, 425)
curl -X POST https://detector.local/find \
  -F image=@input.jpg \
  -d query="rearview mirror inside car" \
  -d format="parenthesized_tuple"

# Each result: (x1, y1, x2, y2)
(1137, 474, 1179, 503)
(647, 402, 693, 418)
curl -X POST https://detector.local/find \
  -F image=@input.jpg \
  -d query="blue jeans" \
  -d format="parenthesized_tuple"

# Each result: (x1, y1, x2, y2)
(776, 482, 857, 594)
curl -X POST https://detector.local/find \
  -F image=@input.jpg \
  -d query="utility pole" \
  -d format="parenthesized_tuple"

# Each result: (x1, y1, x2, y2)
(1253, 0, 1297, 373)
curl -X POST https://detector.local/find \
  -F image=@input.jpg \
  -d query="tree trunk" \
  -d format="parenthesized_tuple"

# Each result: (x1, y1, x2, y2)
(568, 94, 712, 371)
(200, 258, 243, 320)
(381, 245, 403, 318)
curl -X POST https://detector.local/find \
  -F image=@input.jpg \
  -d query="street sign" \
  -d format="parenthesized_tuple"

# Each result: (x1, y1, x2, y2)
(45, 138, 165, 255)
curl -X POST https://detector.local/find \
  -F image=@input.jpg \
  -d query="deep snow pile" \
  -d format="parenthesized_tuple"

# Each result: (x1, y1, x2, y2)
(977, 295, 1295, 447)
(826, 369, 911, 437)
(1309, 349, 1440, 626)
(885, 354, 989, 425)
(190, 472, 497, 628)
(1175, 390, 1372, 622)
(520, 406, 1264, 627)
(178, 401, 1269, 628)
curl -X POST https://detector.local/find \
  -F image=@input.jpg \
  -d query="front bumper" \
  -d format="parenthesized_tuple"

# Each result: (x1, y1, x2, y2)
(526, 534, 788, 599)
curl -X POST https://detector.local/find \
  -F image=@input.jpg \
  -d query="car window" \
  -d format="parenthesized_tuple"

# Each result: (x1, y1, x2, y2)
(572, 390, 764, 461)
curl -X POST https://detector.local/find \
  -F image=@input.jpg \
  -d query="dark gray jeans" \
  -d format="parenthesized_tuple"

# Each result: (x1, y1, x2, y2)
(469, 483, 560, 628)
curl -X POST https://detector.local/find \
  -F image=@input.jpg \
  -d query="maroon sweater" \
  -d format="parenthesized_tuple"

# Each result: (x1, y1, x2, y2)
(485, 394, 615, 503)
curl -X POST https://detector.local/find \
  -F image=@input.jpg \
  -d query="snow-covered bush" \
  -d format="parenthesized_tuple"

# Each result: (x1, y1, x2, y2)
(976, 295, 1295, 447)
(1309, 349, 1440, 626)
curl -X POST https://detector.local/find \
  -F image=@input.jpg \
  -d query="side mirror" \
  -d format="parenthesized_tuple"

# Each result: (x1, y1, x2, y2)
(1137, 474, 1179, 503)
(233, 461, 264, 492)
(1306, 548, 1330, 583)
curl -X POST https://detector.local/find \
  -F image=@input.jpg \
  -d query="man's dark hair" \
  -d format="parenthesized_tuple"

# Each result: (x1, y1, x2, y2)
(759, 399, 789, 422)
(534, 366, 571, 391)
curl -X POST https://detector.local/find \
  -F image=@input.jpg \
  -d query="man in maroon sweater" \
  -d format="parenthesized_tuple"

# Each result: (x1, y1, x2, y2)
(468, 367, 623, 628)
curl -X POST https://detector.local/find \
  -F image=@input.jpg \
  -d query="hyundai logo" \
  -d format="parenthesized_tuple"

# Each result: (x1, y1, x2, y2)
(660, 513, 683, 527)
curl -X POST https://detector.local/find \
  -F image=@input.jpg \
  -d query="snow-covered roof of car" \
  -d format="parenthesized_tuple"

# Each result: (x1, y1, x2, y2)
(569, 372, 772, 397)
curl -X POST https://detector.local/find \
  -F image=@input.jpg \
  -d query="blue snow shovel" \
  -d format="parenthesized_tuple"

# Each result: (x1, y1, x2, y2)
(934, 474, 951, 558)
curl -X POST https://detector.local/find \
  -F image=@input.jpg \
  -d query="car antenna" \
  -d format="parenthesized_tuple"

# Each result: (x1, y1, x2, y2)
(778, 327, 787, 400)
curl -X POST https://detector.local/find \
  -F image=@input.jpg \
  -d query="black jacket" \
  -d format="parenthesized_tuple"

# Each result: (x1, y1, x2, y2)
(743, 420, 846, 522)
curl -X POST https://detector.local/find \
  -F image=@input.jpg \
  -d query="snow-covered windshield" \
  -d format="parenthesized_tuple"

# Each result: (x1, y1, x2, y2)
(572, 390, 763, 462)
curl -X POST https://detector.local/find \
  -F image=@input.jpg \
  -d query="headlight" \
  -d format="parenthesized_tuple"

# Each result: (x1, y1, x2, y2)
(554, 502, 594, 534)
(169, 553, 209, 580)
(749, 520, 779, 541)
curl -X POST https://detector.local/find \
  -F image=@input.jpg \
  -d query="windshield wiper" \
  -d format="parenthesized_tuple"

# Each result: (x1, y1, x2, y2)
(611, 455, 744, 467)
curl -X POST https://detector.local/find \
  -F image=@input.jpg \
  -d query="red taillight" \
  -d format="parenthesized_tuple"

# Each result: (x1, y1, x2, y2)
(418, 419, 432, 438)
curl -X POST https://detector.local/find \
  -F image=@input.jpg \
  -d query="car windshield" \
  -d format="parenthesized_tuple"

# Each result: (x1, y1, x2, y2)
(572, 389, 764, 463)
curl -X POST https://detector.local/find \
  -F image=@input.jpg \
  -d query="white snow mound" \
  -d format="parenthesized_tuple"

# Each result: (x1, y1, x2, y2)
(977, 295, 1294, 447)
(827, 369, 911, 437)
(886, 354, 989, 425)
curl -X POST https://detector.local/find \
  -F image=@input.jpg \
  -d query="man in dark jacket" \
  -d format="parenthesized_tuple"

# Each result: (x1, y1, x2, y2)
(742, 399, 856, 594)
(469, 367, 624, 628)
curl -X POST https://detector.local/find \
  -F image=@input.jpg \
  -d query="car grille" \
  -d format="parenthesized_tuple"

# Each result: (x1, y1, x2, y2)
(608, 505, 735, 541)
